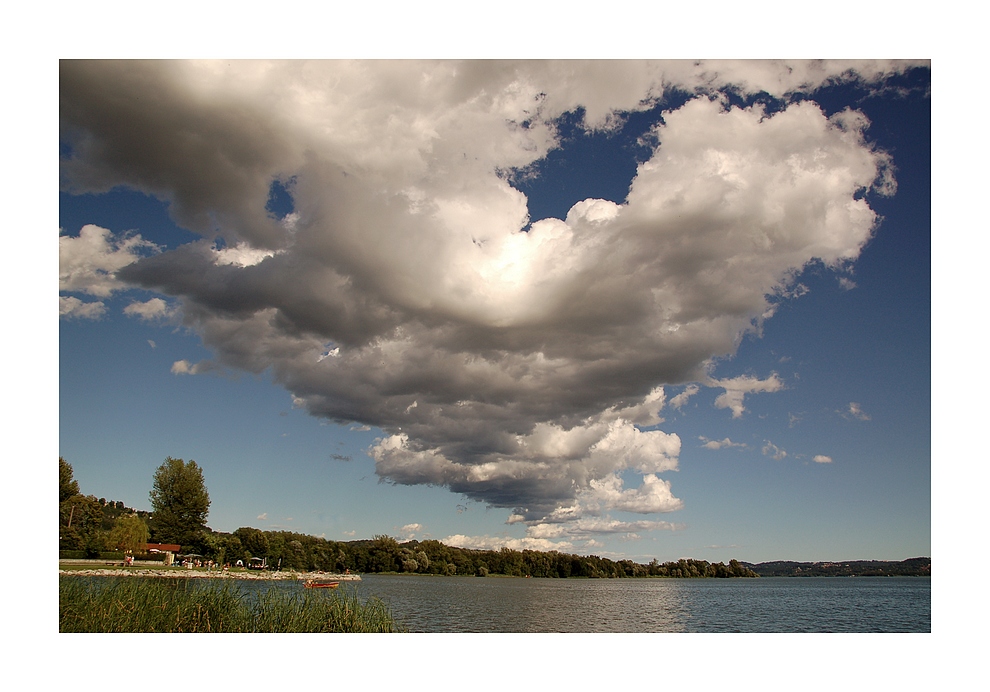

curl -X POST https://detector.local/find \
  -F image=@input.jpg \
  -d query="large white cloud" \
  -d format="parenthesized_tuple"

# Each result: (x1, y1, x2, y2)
(59, 60, 920, 535)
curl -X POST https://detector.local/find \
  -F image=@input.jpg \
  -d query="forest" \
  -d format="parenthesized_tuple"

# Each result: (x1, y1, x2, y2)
(59, 456, 758, 578)
(183, 530, 760, 579)
(61, 457, 930, 579)
(743, 558, 931, 578)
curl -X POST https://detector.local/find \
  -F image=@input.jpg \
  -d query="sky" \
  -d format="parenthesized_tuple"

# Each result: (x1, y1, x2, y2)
(58, 59, 931, 565)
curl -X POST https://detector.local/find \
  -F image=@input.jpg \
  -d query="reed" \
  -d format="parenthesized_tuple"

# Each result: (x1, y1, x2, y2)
(59, 577, 402, 633)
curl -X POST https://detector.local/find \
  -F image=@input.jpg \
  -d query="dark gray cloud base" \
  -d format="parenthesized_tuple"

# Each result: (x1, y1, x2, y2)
(60, 60, 913, 536)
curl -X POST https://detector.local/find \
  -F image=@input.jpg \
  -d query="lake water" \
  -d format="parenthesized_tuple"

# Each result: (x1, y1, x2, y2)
(241, 574, 930, 633)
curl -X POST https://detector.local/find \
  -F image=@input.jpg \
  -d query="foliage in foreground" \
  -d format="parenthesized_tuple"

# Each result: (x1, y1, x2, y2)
(59, 577, 402, 633)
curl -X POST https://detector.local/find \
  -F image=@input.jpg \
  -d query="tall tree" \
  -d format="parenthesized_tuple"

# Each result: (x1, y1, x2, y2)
(60, 457, 80, 502)
(60, 494, 106, 552)
(109, 513, 150, 553)
(149, 457, 211, 547)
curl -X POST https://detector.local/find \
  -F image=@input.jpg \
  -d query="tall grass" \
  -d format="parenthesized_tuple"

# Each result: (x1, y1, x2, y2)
(59, 577, 402, 633)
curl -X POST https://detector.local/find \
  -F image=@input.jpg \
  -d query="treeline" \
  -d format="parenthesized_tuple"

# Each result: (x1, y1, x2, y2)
(58, 457, 757, 578)
(60, 458, 153, 554)
(166, 530, 759, 579)
(746, 558, 931, 577)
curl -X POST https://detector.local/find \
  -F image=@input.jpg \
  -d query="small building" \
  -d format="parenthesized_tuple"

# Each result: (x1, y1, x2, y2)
(145, 543, 181, 566)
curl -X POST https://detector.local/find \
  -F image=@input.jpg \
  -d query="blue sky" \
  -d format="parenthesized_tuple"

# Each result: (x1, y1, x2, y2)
(59, 60, 930, 564)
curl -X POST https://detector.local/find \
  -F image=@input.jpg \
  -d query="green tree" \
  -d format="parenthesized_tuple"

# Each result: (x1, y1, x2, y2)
(109, 514, 150, 553)
(60, 457, 80, 502)
(369, 535, 400, 572)
(234, 527, 269, 559)
(60, 494, 107, 553)
(149, 457, 211, 548)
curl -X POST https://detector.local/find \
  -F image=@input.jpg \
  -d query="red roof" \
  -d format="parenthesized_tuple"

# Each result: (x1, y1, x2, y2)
(145, 543, 181, 552)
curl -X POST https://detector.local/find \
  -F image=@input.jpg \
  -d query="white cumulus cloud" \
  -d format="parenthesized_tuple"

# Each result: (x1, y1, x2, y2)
(123, 297, 175, 321)
(171, 359, 215, 375)
(710, 374, 784, 418)
(669, 384, 699, 410)
(59, 60, 919, 533)
(59, 225, 158, 298)
(60, 295, 107, 320)
(762, 441, 788, 460)
(400, 523, 422, 538)
(700, 437, 747, 450)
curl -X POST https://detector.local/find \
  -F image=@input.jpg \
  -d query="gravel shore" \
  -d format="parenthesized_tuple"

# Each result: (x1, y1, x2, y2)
(59, 568, 361, 581)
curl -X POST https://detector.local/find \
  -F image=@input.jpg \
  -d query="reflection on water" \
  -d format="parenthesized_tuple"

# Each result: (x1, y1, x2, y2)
(350, 575, 930, 633)
(351, 575, 691, 633)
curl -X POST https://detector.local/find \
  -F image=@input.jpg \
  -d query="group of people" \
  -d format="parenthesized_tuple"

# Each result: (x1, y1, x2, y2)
(180, 557, 215, 569)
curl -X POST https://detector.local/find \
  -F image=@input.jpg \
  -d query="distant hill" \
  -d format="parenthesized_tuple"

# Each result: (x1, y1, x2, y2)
(744, 557, 930, 577)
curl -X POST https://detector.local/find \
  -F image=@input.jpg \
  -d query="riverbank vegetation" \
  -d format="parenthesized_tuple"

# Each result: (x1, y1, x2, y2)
(59, 577, 401, 632)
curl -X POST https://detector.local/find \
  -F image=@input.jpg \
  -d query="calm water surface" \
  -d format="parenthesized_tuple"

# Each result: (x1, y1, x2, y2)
(258, 574, 929, 633)
(67, 572, 929, 632)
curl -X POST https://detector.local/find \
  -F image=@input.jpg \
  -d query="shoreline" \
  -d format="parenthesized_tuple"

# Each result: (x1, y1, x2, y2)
(59, 567, 362, 581)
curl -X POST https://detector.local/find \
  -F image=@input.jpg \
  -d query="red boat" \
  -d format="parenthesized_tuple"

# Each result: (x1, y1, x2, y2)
(304, 579, 340, 589)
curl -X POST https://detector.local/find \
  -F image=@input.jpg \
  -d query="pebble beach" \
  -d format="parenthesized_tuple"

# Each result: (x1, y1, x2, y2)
(59, 566, 361, 581)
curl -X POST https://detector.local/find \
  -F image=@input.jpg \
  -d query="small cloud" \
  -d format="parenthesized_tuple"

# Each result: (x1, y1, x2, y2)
(60, 296, 106, 320)
(257, 513, 268, 520)
(456, 504, 469, 514)
(123, 297, 175, 321)
(840, 402, 871, 421)
(709, 373, 784, 418)
(699, 436, 746, 450)
(788, 412, 804, 428)
(59, 224, 159, 297)
(399, 523, 422, 539)
(848, 402, 871, 420)
(148, 340, 156, 349)
(838, 276, 857, 290)
(813, 455, 833, 464)
(330, 453, 351, 462)
(405, 400, 418, 414)
(171, 359, 215, 375)
(669, 384, 700, 410)
(350, 425, 371, 432)
(762, 441, 787, 460)
(342, 530, 356, 537)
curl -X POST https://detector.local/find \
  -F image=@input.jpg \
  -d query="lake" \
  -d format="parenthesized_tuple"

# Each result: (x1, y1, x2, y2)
(241, 574, 930, 633)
